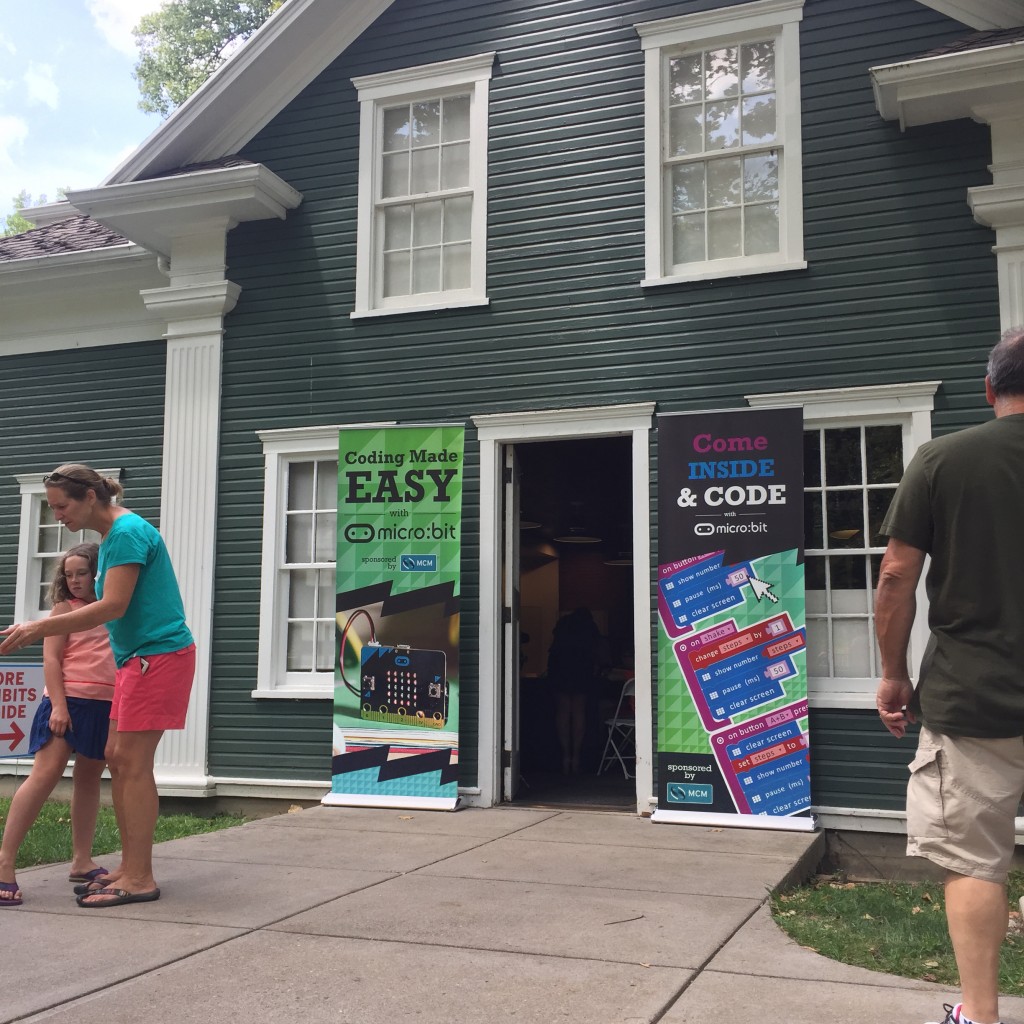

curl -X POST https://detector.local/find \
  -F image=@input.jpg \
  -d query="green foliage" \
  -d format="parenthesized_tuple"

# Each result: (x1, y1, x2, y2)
(3, 188, 70, 237)
(133, 0, 285, 117)
(771, 873, 1024, 996)
(0, 795, 247, 869)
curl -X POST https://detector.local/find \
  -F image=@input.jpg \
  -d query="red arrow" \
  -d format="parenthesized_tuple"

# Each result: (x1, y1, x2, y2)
(1, 719, 25, 751)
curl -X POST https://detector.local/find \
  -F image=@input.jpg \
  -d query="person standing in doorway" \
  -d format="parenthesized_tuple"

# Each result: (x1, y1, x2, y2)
(874, 327, 1024, 1024)
(547, 607, 602, 775)
(0, 464, 195, 909)
(0, 543, 115, 907)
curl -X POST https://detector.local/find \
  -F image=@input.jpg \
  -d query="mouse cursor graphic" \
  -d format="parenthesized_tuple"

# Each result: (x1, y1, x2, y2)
(749, 575, 779, 604)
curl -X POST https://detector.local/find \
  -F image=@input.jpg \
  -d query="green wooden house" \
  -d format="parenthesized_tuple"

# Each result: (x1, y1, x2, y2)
(2, 0, 1023, 837)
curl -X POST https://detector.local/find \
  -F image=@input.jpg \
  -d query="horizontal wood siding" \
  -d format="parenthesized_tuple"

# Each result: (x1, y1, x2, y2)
(0, 342, 167, 638)
(810, 710, 917, 811)
(210, 0, 998, 792)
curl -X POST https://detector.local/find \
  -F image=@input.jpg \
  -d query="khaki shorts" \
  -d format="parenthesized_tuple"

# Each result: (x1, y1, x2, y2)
(906, 725, 1024, 883)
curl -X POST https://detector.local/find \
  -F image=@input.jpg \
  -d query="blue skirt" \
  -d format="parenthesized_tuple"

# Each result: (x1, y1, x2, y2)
(28, 696, 111, 761)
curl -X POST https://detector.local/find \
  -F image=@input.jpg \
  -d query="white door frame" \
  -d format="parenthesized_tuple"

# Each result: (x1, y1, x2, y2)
(471, 403, 656, 812)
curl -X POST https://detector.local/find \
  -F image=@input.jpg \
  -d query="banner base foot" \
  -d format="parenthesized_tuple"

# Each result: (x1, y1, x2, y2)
(652, 808, 817, 832)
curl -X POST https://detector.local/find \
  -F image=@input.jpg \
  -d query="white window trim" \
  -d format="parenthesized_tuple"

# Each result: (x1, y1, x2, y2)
(351, 52, 495, 319)
(13, 469, 118, 625)
(637, 0, 806, 287)
(745, 381, 941, 710)
(254, 423, 394, 699)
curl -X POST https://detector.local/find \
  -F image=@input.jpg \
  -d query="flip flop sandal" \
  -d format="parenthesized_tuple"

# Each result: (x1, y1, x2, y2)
(73, 876, 114, 895)
(77, 886, 161, 908)
(68, 866, 110, 884)
(0, 881, 23, 908)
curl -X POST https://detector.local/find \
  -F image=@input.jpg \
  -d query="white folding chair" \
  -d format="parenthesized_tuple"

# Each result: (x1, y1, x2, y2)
(597, 677, 635, 778)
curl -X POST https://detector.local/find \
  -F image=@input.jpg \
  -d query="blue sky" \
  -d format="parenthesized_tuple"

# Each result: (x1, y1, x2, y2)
(0, 0, 165, 222)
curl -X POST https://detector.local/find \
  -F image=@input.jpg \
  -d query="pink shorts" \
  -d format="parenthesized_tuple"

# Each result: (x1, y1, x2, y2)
(111, 644, 196, 732)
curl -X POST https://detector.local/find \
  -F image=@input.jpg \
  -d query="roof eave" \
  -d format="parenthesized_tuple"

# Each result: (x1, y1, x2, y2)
(104, 0, 395, 185)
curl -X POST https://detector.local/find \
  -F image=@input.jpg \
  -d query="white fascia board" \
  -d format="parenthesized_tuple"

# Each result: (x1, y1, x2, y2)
(872, 41, 1024, 126)
(916, 0, 1024, 30)
(69, 163, 302, 258)
(0, 244, 150, 284)
(105, 0, 396, 185)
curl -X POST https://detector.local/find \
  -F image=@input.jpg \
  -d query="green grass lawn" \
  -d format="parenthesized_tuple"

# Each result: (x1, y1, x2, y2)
(771, 871, 1024, 996)
(0, 796, 247, 870)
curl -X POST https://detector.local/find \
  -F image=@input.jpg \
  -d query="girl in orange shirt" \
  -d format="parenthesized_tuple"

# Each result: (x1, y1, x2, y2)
(0, 543, 115, 907)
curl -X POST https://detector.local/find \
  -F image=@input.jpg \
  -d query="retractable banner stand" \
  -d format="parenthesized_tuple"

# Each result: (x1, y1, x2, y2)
(653, 408, 814, 831)
(324, 424, 463, 812)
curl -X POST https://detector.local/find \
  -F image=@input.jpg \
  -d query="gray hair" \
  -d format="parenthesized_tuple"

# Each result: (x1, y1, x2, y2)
(987, 327, 1024, 397)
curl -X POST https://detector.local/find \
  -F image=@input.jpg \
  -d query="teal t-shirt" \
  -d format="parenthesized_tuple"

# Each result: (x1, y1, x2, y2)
(96, 511, 193, 666)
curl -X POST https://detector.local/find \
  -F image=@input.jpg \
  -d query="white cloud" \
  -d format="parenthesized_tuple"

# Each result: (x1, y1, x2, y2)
(87, 0, 165, 57)
(24, 64, 59, 111)
(0, 115, 29, 169)
(0, 33, 15, 56)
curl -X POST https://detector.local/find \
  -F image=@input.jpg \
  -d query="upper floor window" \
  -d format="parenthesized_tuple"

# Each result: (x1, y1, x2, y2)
(637, 0, 806, 286)
(352, 52, 495, 318)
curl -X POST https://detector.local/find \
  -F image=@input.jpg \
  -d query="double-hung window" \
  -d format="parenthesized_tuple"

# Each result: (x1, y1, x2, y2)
(255, 424, 393, 698)
(746, 383, 939, 708)
(352, 52, 494, 318)
(638, 0, 806, 285)
(13, 471, 108, 623)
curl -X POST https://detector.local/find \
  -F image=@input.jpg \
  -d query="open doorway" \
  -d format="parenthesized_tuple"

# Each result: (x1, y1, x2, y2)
(512, 437, 635, 810)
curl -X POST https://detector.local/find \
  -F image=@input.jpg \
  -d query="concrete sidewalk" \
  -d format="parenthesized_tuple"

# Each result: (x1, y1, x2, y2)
(4, 805, 1024, 1024)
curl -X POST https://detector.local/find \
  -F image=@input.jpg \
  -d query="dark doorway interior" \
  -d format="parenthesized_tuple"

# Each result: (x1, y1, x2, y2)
(513, 436, 635, 810)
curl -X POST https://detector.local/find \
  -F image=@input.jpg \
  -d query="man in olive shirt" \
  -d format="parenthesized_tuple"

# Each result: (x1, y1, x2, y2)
(875, 327, 1024, 1024)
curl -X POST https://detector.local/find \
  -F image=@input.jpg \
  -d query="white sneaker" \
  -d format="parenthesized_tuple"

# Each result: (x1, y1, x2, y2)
(926, 1005, 961, 1024)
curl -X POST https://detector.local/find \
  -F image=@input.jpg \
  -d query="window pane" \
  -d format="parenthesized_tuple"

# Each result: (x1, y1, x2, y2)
(316, 461, 337, 511)
(745, 203, 779, 256)
(286, 513, 313, 564)
(866, 425, 904, 484)
(828, 554, 867, 597)
(412, 101, 440, 147)
(413, 246, 441, 292)
(742, 94, 776, 145)
(382, 105, 409, 152)
(708, 207, 741, 259)
(40, 503, 56, 526)
(443, 94, 470, 141)
(38, 524, 61, 553)
(384, 205, 412, 250)
(824, 428, 861, 486)
(411, 147, 439, 194)
(741, 41, 775, 93)
(415, 201, 443, 246)
(803, 431, 821, 487)
(383, 250, 410, 297)
(833, 618, 872, 677)
(743, 153, 778, 203)
(444, 195, 472, 242)
(318, 571, 335, 619)
(441, 141, 469, 189)
(805, 618, 830, 676)
(315, 512, 337, 562)
(707, 157, 741, 207)
(669, 53, 703, 103)
(669, 105, 703, 156)
(804, 491, 823, 549)
(316, 622, 336, 672)
(287, 621, 313, 671)
(444, 243, 471, 290)
(826, 491, 864, 548)
(289, 569, 316, 617)
(671, 163, 705, 213)
(868, 489, 896, 546)
(382, 151, 409, 199)
(705, 100, 739, 150)
(705, 47, 739, 99)
(672, 213, 705, 264)
(805, 554, 826, 595)
(288, 463, 314, 510)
